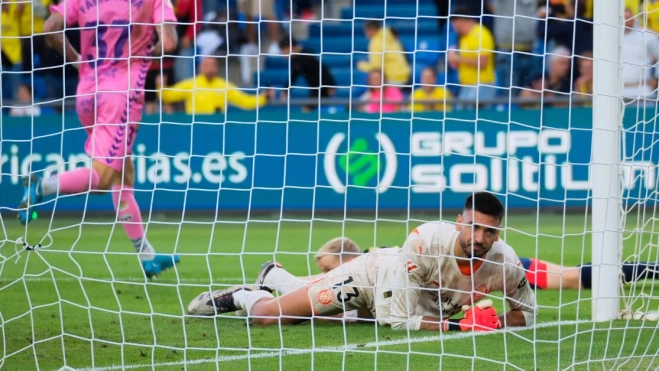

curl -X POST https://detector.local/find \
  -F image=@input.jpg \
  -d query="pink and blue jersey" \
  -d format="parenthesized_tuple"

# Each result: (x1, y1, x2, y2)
(51, 0, 176, 97)
(50, 0, 176, 171)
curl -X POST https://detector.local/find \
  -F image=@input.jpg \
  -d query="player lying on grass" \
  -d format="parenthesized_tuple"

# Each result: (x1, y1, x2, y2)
(314, 240, 659, 291)
(19, 0, 181, 278)
(188, 192, 537, 332)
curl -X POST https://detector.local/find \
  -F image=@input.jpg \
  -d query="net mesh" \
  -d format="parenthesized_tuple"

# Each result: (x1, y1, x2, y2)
(1, 0, 659, 370)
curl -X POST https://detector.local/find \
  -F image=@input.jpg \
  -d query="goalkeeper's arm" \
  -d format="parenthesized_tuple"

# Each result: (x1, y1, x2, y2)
(441, 264, 538, 331)
(388, 236, 433, 331)
(502, 266, 538, 328)
(411, 300, 498, 332)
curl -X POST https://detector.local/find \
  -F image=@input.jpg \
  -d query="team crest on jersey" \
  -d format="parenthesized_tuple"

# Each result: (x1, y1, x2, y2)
(406, 260, 418, 274)
(317, 289, 333, 305)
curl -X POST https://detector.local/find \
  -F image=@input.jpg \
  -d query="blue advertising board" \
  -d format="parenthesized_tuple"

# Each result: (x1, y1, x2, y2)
(0, 108, 656, 212)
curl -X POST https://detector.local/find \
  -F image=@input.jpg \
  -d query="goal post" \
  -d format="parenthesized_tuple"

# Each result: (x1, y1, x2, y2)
(590, 0, 624, 321)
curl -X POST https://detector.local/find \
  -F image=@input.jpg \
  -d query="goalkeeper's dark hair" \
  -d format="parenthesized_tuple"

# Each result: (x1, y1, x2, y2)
(464, 192, 504, 221)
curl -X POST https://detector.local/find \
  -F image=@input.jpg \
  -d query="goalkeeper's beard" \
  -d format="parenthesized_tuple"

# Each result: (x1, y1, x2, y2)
(459, 237, 487, 259)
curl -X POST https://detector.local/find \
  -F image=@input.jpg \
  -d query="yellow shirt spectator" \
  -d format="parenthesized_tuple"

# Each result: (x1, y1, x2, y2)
(1, 3, 22, 65)
(574, 0, 637, 20)
(410, 87, 452, 112)
(357, 23, 411, 84)
(456, 24, 496, 86)
(645, 0, 659, 33)
(20, 0, 50, 36)
(160, 75, 267, 114)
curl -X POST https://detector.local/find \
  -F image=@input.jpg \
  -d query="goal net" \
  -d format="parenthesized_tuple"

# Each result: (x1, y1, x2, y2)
(1, 0, 659, 369)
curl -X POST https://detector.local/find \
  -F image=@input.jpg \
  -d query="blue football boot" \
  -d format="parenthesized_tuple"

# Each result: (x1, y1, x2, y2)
(18, 175, 42, 225)
(141, 253, 181, 279)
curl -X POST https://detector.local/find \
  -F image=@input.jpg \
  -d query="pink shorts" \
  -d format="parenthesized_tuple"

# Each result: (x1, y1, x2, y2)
(77, 93, 142, 172)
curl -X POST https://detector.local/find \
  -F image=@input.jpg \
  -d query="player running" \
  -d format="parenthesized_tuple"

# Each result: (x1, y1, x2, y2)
(315, 239, 659, 291)
(18, 0, 180, 278)
(188, 192, 537, 332)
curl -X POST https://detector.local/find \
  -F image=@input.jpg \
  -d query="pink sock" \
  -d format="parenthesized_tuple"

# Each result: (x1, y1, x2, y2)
(40, 167, 101, 196)
(112, 186, 155, 260)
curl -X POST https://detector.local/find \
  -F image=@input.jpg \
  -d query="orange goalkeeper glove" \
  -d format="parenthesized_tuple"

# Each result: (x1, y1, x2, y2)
(443, 300, 502, 332)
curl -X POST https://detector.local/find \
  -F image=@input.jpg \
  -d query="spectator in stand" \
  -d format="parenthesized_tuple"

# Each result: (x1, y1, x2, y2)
(277, 37, 336, 112)
(432, 0, 450, 34)
(9, 84, 41, 117)
(644, 0, 659, 32)
(358, 70, 404, 114)
(536, 0, 592, 57)
(452, 0, 495, 33)
(517, 73, 549, 109)
(238, 0, 281, 55)
(357, 21, 411, 86)
(173, 0, 203, 82)
(448, 5, 497, 108)
(145, 57, 176, 114)
(622, 8, 659, 103)
(17, 0, 49, 77)
(518, 46, 572, 108)
(545, 46, 572, 94)
(573, 51, 593, 106)
(237, 0, 282, 87)
(157, 57, 268, 114)
(1, 2, 23, 103)
(491, 0, 539, 93)
(410, 67, 452, 112)
(292, 0, 315, 20)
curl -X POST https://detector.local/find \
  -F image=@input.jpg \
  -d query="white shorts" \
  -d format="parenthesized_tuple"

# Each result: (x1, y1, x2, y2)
(306, 253, 376, 316)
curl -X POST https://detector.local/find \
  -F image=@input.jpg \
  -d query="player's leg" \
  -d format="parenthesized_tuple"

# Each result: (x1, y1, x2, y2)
(256, 261, 313, 295)
(17, 95, 120, 224)
(190, 259, 369, 325)
(578, 261, 659, 289)
(111, 154, 180, 278)
(111, 98, 180, 278)
(188, 286, 320, 326)
(519, 257, 581, 290)
(234, 261, 324, 317)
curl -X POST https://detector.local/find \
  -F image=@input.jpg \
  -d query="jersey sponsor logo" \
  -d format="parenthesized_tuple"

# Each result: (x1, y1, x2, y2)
(316, 289, 333, 305)
(406, 260, 418, 274)
(323, 133, 397, 194)
(517, 277, 528, 289)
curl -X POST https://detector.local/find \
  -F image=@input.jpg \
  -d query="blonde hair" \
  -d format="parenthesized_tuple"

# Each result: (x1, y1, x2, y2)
(315, 237, 361, 262)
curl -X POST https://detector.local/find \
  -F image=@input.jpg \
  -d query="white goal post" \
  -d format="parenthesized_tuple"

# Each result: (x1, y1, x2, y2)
(591, 0, 624, 321)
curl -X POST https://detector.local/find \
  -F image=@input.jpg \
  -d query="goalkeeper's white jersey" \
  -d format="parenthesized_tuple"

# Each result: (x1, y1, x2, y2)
(373, 221, 536, 330)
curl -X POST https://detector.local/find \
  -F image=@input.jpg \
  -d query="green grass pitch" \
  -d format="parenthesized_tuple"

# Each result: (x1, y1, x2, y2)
(1, 213, 658, 370)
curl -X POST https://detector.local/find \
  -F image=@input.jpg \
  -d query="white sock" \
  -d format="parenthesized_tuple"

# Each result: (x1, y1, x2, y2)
(40, 176, 59, 196)
(263, 266, 308, 295)
(233, 289, 274, 314)
(132, 237, 156, 261)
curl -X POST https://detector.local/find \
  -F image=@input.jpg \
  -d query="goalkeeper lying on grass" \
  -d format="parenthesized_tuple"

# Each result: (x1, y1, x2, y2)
(188, 192, 537, 332)
(316, 243, 659, 292)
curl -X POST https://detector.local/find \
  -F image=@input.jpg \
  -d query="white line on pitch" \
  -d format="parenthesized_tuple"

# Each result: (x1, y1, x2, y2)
(66, 319, 587, 371)
(2, 276, 248, 284)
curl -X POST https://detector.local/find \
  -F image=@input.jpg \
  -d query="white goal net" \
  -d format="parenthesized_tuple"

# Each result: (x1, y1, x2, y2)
(1, 0, 659, 369)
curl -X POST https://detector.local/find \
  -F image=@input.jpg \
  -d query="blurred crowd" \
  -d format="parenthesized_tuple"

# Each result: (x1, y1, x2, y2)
(1, 0, 659, 116)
